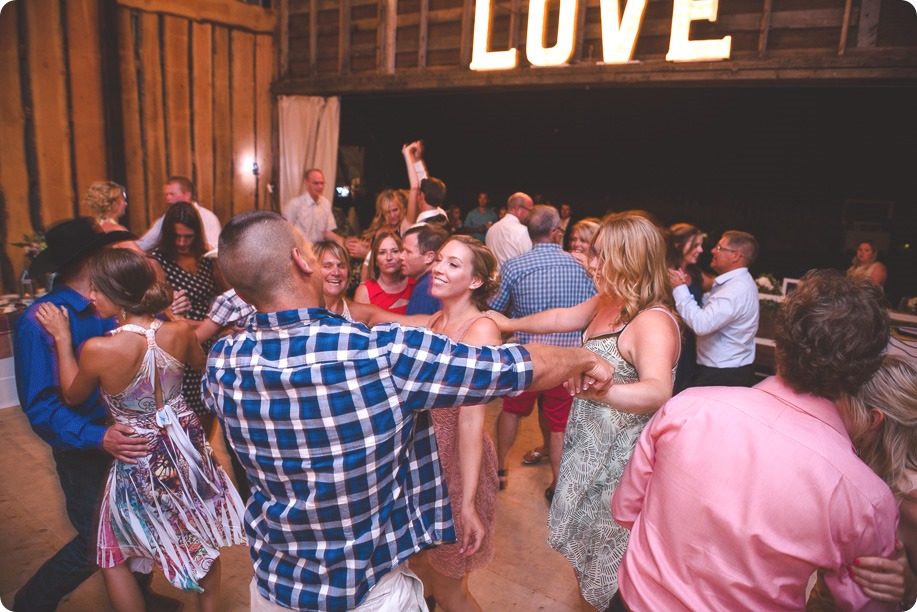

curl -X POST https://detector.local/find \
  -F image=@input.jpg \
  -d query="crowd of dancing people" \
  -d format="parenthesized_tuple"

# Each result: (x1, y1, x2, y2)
(9, 139, 915, 612)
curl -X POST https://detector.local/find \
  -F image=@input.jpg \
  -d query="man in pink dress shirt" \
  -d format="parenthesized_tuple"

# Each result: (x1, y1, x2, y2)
(610, 270, 898, 611)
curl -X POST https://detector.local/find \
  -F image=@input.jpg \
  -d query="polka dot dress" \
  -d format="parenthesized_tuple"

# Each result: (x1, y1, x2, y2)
(150, 249, 215, 416)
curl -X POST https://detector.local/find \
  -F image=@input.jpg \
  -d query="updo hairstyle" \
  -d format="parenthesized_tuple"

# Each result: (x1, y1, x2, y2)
(90, 248, 173, 316)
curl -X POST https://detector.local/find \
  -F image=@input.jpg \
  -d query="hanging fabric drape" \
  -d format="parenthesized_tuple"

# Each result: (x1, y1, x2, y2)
(278, 96, 341, 214)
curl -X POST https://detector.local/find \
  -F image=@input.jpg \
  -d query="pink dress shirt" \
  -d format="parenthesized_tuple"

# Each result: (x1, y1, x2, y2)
(612, 376, 898, 611)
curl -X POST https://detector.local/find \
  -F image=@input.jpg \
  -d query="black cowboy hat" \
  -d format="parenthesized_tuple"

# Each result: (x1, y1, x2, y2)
(29, 217, 135, 277)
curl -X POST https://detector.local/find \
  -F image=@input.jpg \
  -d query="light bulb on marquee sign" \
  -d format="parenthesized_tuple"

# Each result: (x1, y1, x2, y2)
(469, 0, 732, 71)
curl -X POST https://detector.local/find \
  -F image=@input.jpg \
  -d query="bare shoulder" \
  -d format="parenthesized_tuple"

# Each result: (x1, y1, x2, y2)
(631, 307, 679, 335)
(156, 320, 196, 355)
(464, 315, 502, 346)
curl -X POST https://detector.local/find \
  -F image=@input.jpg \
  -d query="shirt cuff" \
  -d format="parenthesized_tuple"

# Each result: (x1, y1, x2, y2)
(84, 423, 108, 450)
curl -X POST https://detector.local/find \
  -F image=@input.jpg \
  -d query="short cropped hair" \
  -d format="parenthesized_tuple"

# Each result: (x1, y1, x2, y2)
(526, 205, 560, 241)
(404, 223, 449, 256)
(420, 177, 447, 206)
(722, 230, 759, 266)
(775, 269, 889, 400)
(166, 175, 195, 199)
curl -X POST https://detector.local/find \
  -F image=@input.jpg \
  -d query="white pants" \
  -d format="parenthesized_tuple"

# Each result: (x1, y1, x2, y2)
(249, 564, 428, 612)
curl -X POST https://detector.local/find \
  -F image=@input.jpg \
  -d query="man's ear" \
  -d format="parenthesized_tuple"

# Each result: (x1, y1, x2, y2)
(292, 247, 314, 275)
(423, 251, 435, 266)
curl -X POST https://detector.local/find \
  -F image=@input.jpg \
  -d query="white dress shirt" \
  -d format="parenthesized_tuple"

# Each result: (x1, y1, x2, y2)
(673, 267, 759, 368)
(283, 193, 336, 244)
(485, 213, 532, 267)
(136, 202, 222, 252)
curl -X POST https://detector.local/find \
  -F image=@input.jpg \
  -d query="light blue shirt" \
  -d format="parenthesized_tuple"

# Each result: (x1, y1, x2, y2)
(673, 267, 759, 368)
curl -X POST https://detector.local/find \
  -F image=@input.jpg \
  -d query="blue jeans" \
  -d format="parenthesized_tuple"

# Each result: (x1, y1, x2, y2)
(14, 448, 111, 611)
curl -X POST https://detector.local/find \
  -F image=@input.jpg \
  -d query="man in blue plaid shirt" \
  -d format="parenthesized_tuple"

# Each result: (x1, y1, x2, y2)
(203, 212, 614, 611)
(489, 205, 597, 500)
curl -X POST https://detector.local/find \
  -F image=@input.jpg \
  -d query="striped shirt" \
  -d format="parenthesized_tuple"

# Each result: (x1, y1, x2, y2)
(490, 243, 597, 347)
(203, 308, 532, 611)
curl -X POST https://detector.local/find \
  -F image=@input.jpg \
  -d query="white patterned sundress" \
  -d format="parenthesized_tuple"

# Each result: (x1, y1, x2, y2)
(95, 321, 246, 592)
(547, 307, 677, 610)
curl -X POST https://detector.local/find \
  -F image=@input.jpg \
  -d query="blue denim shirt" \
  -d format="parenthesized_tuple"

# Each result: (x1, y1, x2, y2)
(14, 285, 114, 449)
(405, 271, 442, 315)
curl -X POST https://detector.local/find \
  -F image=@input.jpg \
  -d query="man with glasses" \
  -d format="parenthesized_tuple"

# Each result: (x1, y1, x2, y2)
(486, 192, 534, 267)
(669, 230, 760, 387)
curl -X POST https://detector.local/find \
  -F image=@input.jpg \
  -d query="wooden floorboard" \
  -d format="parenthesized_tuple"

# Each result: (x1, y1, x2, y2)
(0, 401, 580, 610)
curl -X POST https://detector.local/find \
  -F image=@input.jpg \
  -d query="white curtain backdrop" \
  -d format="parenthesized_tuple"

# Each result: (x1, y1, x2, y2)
(278, 95, 340, 213)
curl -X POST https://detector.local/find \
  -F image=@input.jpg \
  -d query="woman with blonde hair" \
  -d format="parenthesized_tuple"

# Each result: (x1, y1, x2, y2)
(808, 355, 917, 609)
(83, 181, 141, 251)
(847, 240, 888, 287)
(567, 217, 600, 269)
(489, 213, 680, 611)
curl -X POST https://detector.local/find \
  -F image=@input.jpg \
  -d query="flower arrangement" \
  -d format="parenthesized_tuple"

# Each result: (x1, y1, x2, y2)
(755, 273, 781, 296)
(11, 232, 46, 260)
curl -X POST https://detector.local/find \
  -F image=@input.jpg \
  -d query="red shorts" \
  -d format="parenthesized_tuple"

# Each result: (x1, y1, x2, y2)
(501, 385, 573, 432)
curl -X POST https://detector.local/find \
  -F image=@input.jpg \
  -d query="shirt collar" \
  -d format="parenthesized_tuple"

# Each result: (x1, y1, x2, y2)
(52, 285, 95, 314)
(252, 307, 342, 329)
(532, 242, 561, 251)
(755, 376, 852, 443)
(713, 267, 748, 285)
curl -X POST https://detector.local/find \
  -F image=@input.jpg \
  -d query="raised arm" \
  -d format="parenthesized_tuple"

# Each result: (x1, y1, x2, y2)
(488, 295, 601, 336)
(402, 141, 425, 225)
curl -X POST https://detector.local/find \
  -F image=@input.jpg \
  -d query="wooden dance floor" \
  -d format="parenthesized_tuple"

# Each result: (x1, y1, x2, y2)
(0, 400, 581, 610)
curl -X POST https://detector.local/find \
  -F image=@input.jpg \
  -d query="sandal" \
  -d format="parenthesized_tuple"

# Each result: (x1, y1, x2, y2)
(498, 469, 508, 490)
(522, 447, 548, 465)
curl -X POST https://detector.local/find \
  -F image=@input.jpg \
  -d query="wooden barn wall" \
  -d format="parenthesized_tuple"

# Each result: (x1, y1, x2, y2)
(0, 0, 276, 292)
(278, 0, 917, 94)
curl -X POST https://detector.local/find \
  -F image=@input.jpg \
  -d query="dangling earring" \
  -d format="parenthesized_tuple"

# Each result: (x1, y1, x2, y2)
(120, 306, 127, 322)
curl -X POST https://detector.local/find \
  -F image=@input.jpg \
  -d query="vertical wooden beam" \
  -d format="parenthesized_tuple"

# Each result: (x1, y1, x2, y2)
(162, 15, 192, 177)
(25, 0, 74, 227)
(309, 0, 318, 75)
(231, 30, 256, 217)
(255, 34, 274, 211)
(573, 0, 589, 62)
(139, 12, 166, 223)
(191, 22, 214, 210)
(377, 0, 397, 74)
(212, 26, 233, 223)
(118, 8, 146, 233)
(0, 2, 33, 281)
(418, 0, 428, 69)
(857, 0, 881, 48)
(758, 0, 773, 57)
(279, 0, 289, 77)
(460, 0, 475, 67)
(508, 0, 522, 49)
(65, 0, 107, 208)
(99, 0, 126, 190)
(838, 0, 854, 55)
(339, 0, 352, 76)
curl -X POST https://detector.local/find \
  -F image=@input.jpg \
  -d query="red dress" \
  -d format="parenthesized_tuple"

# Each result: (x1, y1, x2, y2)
(364, 277, 415, 314)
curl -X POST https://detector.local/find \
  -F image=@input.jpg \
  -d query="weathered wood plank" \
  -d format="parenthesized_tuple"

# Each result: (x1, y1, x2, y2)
(139, 11, 167, 223)
(0, 2, 33, 280)
(191, 22, 214, 210)
(339, 0, 352, 75)
(857, 0, 880, 47)
(211, 26, 233, 222)
(758, 0, 774, 55)
(115, 0, 276, 33)
(25, 0, 75, 226)
(255, 34, 274, 211)
(118, 8, 147, 233)
(310, 0, 318, 73)
(459, 0, 474, 67)
(418, 0, 429, 68)
(838, 0, 854, 55)
(66, 0, 108, 208)
(280, 0, 290, 77)
(162, 15, 192, 177)
(231, 30, 256, 217)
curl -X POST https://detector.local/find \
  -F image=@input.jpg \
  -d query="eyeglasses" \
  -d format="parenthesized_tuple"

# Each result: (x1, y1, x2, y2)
(713, 244, 739, 253)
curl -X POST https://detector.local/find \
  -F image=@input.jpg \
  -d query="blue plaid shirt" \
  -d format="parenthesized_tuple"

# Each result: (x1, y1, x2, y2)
(203, 308, 532, 611)
(490, 243, 597, 347)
